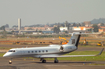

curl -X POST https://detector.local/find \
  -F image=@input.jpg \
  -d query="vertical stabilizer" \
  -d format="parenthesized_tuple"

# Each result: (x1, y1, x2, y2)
(66, 32, 81, 47)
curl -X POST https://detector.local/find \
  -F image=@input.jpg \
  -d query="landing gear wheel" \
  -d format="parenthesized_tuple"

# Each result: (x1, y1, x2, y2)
(9, 60, 12, 64)
(42, 60, 46, 63)
(54, 60, 58, 63)
(54, 58, 58, 63)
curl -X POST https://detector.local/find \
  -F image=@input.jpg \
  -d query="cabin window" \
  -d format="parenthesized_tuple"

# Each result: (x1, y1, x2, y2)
(42, 50, 44, 52)
(28, 51, 30, 53)
(35, 51, 37, 53)
(39, 51, 41, 52)
(46, 50, 48, 52)
(32, 51, 33, 53)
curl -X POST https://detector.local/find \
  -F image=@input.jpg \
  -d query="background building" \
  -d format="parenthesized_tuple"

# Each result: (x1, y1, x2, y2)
(18, 18, 21, 30)
(73, 27, 86, 31)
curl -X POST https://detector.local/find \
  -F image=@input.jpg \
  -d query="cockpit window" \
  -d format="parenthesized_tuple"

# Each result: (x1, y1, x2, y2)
(8, 50, 15, 52)
(13, 50, 15, 52)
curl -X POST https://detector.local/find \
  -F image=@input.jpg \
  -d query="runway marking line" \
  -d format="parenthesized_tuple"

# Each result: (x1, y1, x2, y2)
(45, 65, 67, 66)
(72, 65, 105, 67)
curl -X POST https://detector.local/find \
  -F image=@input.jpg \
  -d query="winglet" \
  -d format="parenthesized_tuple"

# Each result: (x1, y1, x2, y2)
(96, 48, 104, 56)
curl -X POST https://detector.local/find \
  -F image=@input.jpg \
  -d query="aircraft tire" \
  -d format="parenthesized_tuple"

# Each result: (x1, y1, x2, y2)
(54, 60, 58, 63)
(9, 62, 12, 64)
(9, 60, 12, 64)
(42, 60, 46, 63)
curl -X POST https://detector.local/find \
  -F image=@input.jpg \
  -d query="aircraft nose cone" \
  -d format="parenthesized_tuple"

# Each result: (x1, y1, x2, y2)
(3, 52, 13, 58)
(3, 54, 6, 57)
(3, 54, 7, 57)
(3, 53, 10, 57)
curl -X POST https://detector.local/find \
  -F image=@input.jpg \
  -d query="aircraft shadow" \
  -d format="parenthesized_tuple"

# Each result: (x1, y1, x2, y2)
(14, 60, 95, 65)
(34, 61, 94, 64)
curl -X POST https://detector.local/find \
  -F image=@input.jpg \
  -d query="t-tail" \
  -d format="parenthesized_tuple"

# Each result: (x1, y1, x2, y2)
(66, 32, 81, 47)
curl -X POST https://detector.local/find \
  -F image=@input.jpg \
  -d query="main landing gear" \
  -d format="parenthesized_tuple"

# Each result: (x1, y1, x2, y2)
(40, 58, 58, 63)
(54, 58, 58, 63)
(40, 58, 59, 63)
(40, 58, 46, 63)
(9, 58, 12, 64)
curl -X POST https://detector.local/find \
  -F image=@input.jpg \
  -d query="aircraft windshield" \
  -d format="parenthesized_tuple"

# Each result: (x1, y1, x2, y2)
(8, 50, 15, 52)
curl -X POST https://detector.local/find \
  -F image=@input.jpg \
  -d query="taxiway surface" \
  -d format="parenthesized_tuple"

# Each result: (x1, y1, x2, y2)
(0, 57, 105, 69)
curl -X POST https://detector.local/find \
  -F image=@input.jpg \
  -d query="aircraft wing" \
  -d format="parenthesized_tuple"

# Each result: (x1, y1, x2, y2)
(58, 48, 104, 57)
(57, 55, 98, 57)
(36, 48, 104, 58)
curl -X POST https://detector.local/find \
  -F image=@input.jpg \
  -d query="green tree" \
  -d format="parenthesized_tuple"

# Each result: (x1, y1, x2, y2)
(92, 24, 99, 32)
(100, 23, 105, 26)
(0, 26, 5, 30)
(53, 27, 60, 33)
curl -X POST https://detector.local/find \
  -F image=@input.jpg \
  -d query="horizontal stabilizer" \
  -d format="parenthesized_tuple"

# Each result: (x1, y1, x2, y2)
(96, 48, 104, 56)
(69, 32, 101, 35)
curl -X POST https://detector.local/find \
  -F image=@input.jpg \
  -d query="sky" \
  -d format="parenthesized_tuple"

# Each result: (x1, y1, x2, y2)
(0, 0, 105, 27)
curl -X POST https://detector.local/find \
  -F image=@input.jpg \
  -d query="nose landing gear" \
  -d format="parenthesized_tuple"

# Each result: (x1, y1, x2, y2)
(9, 59, 12, 64)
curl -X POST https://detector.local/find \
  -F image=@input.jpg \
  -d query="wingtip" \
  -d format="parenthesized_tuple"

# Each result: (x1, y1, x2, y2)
(96, 48, 104, 56)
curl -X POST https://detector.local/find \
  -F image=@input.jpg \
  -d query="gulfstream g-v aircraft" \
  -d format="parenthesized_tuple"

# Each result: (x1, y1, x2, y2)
(3, 32, 104, 64)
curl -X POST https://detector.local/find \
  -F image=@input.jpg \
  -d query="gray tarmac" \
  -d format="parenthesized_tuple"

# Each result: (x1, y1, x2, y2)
(0, 57, 105, 69)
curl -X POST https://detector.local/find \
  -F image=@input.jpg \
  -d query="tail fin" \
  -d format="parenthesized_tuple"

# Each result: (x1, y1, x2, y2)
(66, 32, 81, 47)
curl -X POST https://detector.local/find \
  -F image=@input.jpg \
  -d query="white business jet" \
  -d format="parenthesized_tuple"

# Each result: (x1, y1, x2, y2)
(3, 32, 104, 64)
